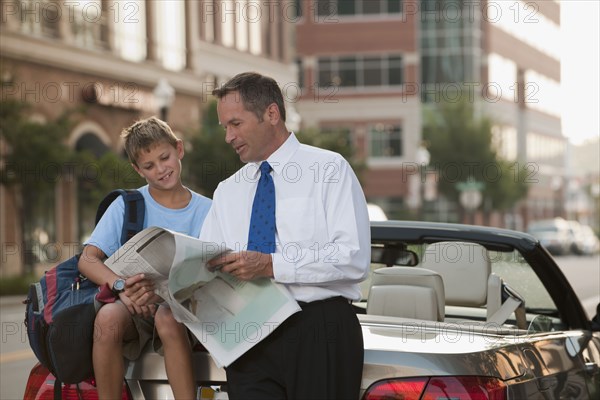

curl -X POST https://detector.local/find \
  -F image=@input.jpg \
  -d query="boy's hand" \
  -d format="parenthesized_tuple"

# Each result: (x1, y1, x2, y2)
(208, 251, 274, 281)
(125, 274, 161, 306)
(119, 292, 156, 319)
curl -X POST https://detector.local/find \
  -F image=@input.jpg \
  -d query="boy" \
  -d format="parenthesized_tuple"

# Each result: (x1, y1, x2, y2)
(79, 116, 212, 400)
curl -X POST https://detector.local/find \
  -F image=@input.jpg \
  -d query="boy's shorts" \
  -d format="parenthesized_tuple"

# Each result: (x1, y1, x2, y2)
(123, 315, 155, 360)
(122, 305, 198, 360)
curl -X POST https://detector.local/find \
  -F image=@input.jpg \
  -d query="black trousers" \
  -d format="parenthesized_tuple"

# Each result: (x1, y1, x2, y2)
(225, 296, 364, 400)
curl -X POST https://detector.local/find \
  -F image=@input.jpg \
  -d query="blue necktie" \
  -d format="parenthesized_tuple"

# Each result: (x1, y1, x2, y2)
(247, 162, 276, 253)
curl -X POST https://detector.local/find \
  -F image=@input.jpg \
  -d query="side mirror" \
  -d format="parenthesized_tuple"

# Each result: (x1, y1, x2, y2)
(394, 250, 419, 266)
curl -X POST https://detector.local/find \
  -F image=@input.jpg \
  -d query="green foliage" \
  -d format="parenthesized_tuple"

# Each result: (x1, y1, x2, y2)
(184, 101, 243, 198)
(296, 127, 366, 183)
(0, 100, 74, 190)
(1, 99, 78, 270)
(423, 99, 528, 211)
(76, 150, 146, 235)
(0, 99, 145, 268)
(0, 273, 37, 295)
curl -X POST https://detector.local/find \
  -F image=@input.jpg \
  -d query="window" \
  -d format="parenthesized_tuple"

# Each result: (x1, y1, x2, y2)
(369, 124, 403, 158)
(316, 0, 402, 17)
(317, 54, 403, 89)
(364, 57, 383, 86)
(296, 58, 304, 88)
(338, 57, 358, 87)
(419, 0, 482, 101)
(70, 0, 111, 51)
(294, 0, 303, 18)
(18, 0, 59, 38)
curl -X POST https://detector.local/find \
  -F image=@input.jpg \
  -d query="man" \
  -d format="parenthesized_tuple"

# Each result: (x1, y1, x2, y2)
(199, 72, 370, 399)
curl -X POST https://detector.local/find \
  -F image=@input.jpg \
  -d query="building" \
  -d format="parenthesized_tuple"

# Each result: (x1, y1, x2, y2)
(295, 0, 565, 228)
(296, 0, 421, 218)
(0, 0, 296, 275)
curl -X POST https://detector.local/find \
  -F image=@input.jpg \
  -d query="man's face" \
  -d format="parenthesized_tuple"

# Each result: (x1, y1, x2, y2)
(217, 91, 276, 163)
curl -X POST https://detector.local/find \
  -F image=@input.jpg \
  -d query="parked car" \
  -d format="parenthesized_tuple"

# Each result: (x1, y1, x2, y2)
(566, 219, 587, 255)
(557, 220, 599, 256)
(579, 224, 600, 256)
(527, 218, 573, 255)
(24, 221, 600, 399)
(367, 203, 388, 221)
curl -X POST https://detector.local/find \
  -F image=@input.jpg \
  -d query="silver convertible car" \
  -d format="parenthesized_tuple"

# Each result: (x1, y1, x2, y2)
(25, 221, 600, 399)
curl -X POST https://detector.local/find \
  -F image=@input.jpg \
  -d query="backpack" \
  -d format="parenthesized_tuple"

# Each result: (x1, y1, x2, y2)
(24, 189, 145, 388)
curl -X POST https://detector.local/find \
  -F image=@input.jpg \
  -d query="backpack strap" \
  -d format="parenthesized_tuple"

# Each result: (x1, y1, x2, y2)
(120, 189, 145, 245)
(95, 189, 146, 246)
(53, 378, 61, 400)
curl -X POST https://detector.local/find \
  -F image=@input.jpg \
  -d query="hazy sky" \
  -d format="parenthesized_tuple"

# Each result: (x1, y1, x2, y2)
(561, 1, 600, 145)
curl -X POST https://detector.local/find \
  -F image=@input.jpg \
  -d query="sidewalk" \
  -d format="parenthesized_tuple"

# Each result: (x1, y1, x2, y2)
(0, 295, 26, 307)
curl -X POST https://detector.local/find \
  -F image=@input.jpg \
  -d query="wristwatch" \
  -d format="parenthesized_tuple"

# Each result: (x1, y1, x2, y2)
(111, 278, 126, 295)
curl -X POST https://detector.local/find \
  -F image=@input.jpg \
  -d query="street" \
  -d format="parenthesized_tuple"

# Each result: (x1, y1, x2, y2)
(1, 254, 599, 400)
(554, 254, 600, 319)
(0, 296, 36, 400)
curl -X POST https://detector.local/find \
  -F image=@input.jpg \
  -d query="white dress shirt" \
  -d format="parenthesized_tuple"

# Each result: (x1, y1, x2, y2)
(199, 133, 371, 302)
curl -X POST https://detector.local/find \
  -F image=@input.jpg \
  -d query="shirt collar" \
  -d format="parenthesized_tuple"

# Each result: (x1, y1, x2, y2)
(248, 133, 299, 178)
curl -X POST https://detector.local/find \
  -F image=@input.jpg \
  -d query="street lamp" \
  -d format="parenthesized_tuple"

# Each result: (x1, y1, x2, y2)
(153, 78, 175, 122)
(416, 143, 430, 221)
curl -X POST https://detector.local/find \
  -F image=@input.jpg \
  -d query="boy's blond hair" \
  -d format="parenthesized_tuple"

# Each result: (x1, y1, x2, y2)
(121, 116, 179, 165)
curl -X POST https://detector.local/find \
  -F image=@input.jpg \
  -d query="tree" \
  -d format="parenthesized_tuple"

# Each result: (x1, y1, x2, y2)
(295, 127, 366, 184)
(184, 101, 243, 197)
(422, 99, 528, 220)
(0, 99, 144, 272)
(0, 100, 75, 272)
(74, 150, 146, 240)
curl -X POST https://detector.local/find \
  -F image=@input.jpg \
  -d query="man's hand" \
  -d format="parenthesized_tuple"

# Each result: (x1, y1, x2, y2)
(208, 251, 274, 281)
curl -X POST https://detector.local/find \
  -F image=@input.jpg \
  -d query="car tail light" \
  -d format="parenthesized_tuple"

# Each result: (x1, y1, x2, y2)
(363, 376, 507, 400)
(23, 363, 48, 400)
(24, 363, 132, 400)
(362, 377, 429, 400)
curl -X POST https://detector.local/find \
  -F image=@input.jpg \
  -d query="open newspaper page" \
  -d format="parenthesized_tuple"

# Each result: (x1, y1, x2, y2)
(104, 226, 301, 367)
(178, 271, 300, 368)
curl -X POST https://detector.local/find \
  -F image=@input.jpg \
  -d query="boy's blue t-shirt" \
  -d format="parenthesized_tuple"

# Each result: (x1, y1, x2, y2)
(86, 185, 212, 257)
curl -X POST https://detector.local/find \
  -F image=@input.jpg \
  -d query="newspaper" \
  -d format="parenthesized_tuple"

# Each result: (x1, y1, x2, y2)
(104, 226, 301, 367)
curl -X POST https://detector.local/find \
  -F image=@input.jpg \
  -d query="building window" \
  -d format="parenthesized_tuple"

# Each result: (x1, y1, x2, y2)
(70, 1, 111, 51)
(419, 0, 481, 102)
(296, 58, 304, 88)
(369, 124, 403, 158)
(113, 1, 146, 61)
(316, 0, 403, 16)
(317, 54, 403, 88)
(18, 0, 59, 38)
(294, 0, 303, 18)
(526, 132, 565, 167)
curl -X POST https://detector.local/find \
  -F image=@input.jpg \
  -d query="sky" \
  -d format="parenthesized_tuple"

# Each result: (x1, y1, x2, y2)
(561, 1, 600, 145)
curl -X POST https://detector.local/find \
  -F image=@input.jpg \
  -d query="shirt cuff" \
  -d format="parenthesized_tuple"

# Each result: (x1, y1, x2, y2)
(271, 253, 296, 283)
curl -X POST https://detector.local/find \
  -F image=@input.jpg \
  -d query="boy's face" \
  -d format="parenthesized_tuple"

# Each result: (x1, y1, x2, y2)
(132, 140, 184, 190)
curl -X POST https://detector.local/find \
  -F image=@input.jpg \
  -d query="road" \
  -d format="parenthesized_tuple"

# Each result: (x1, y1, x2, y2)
(554, 254, 600, 319)
(0, 296, 36, 400)
(1, 254, 598, 400)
